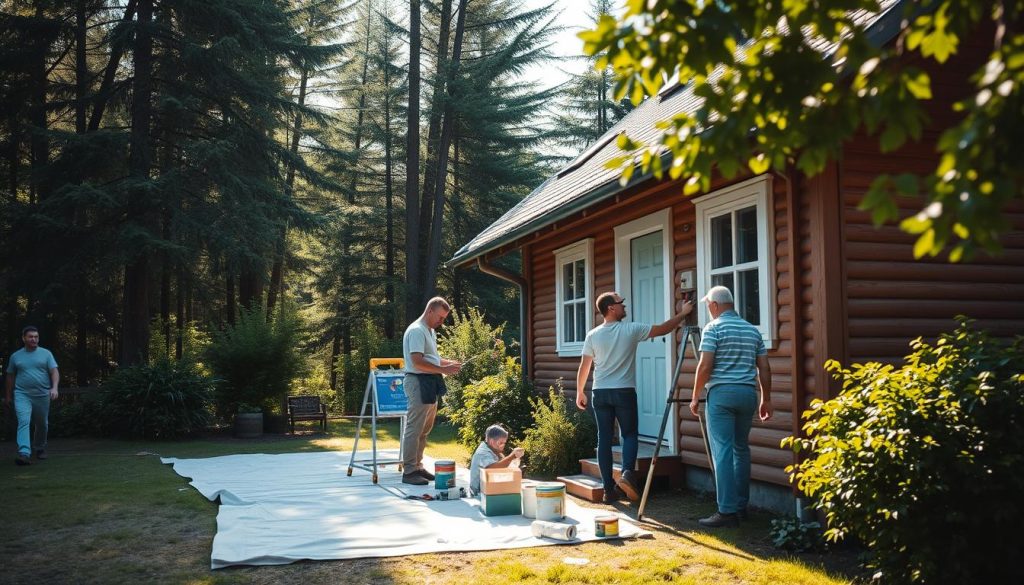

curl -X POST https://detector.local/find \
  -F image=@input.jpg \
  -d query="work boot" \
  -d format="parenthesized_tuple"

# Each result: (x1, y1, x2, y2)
(602, 485, 625, 504)
(616, 470, 641, 501)
(35, 449, 47, 460)
(416, 468, 435, 481)
(402, 472, 428, 486)
(698, 511, 740, 528)
(15, 453, 31, 466)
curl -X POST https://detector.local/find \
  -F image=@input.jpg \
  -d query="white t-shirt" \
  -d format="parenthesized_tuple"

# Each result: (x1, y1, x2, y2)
(470, 441, 501, 495)
(581, 321, 652, 389)
(403, 317, 440, 374)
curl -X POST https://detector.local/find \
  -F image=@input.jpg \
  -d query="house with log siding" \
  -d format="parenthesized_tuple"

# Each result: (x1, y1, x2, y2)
(449, 1, 1024, 511)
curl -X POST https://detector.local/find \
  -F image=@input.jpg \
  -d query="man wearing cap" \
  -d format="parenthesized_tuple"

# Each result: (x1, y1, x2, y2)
(576, 291, 695, 503)
(690, 285, 772, 527)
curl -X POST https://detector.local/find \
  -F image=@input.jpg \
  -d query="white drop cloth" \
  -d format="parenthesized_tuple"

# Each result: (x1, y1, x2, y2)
(161, 450, 648, 568)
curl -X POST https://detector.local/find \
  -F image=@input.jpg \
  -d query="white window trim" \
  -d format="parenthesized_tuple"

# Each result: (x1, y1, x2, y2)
(554, 238, 594, 357)
(694, 174, 778, 348)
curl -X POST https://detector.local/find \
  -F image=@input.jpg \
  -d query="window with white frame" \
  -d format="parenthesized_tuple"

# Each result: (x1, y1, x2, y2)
(554, 239, 594, 356)
(695, 176, 777, 346)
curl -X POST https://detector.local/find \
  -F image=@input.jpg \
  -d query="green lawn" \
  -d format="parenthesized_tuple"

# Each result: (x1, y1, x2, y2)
(0, 420, 858, 584)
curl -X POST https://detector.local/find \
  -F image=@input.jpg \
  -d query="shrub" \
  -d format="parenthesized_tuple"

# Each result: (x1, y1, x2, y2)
(447, 357, 534, 451)
(95, 358, 215, 439)
(784, 320, 1024, 584)
(521, 385, 597, 478)
(437, 307, 507, 420)
(206, 306, 305, 418)
(333, 320, 403, 414)
(769, 517, 825, 553)
(48, 393, 101, 438)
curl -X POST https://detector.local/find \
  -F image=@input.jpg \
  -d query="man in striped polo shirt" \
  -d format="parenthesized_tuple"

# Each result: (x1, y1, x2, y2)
(689, 285, 773, 527)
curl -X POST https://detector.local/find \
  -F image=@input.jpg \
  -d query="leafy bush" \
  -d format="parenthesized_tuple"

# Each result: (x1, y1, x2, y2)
(769, 517, 825, 553)
(784, 320, 1024, 584)
(447, 357, 534, 451)
(333, 320, 403, 414)
(95, 358, 215, 439)
(48, 394, 101, 438)
(147, 317, 210, 365)
(437, 307, 507, 420)
(206, 306, 305, 418)
(521, 385, 597, 478)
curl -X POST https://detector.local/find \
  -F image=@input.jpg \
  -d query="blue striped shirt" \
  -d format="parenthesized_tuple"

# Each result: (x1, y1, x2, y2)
(699, 310, 765, 388)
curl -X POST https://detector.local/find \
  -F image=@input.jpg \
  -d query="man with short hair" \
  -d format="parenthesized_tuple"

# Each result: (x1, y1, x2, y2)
(690, 285, 773, 527)
(4, 326, 59, 466)
(469, 424, 525, 495)
(401, 297, 462, 485)
(576, 291, 694, 503)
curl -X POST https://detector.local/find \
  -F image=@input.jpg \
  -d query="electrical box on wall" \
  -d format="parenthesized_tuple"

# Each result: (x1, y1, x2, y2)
(680, 270, 695, 291)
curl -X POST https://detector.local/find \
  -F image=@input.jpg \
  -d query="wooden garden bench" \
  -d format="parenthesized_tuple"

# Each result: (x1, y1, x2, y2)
(286, 395, 328, 434)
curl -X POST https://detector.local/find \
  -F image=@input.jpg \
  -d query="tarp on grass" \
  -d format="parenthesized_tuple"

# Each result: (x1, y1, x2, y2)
(162, 450, 648, 568)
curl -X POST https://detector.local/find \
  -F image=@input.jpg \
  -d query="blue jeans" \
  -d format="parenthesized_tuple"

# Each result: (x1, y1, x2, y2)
(592, 388, 638, 492)
(15, 391, 50, 456)
(706, 384, 758, 514)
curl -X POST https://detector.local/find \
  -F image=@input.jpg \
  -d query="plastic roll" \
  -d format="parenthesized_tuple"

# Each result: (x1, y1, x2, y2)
(530, 520, 577, 541)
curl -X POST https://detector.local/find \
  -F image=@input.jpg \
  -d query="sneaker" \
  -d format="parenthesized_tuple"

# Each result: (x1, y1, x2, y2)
(417, 468, 435, 481)
(402, 472, 429, 486)
(15, 453, 31, 466)
(698, 511, 740, 528)
(35, 450, 47, 460)
(616, 470, 641, 501)
(602, 485, 625, 504)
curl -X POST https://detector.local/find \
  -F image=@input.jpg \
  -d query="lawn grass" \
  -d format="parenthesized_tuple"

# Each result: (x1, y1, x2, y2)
(0, 420, 859, 584)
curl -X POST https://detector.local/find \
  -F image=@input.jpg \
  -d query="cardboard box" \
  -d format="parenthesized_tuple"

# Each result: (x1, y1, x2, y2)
(481, 467, 522, 495)
(480, 492, 522, 516)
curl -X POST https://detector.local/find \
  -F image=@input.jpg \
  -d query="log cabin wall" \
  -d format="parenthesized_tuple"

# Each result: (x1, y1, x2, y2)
(838, 30, 1024, 370)
(524, 173, 797, 487)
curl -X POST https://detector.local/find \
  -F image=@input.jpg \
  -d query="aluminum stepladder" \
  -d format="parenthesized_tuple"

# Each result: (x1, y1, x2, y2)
(347, 358, 407, 484)
(636, 323, 716, 521)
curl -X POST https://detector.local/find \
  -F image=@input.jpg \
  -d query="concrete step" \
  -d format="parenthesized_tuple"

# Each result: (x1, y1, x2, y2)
(556, 474, 604, 502)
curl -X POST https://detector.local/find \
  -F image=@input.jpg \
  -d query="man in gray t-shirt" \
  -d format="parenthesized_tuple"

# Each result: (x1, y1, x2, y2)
(400, 297, 462, 485)
(576, 291, 694, 503)
(4, 326, 59, 466)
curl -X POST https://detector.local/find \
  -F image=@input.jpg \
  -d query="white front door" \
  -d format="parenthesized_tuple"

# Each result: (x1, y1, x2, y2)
(614, 208, 675, 451)
(630, 231, 667, 441)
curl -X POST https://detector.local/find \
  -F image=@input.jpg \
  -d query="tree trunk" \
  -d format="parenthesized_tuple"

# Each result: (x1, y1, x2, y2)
(89, 0, 137, 132)
(421, 0, 468, 302)
(225, 268, 236, 327)
(119, 0, 155, 367)
(329, 333, 340, 391)
(175, 268, 185, 360)
(405, 0, 422, 323)
(384, 71, 396, 340)
(418, 0, 453, 258)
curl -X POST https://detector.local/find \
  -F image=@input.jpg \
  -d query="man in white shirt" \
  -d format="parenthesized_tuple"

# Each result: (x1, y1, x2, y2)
(576, 292, 694, 503)
(401, 297, 462, 485)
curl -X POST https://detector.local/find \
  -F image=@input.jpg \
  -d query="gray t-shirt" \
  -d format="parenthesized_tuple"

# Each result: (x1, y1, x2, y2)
(402, 317, 440, 374)
(469, 441, 501, 495)
(581, 321, 652, 389)
(6, 347, 58, 396)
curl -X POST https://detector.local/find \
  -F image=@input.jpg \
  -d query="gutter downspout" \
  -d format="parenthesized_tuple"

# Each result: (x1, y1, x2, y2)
(775, 167, 809, 520)
(476, 257, 529, 378)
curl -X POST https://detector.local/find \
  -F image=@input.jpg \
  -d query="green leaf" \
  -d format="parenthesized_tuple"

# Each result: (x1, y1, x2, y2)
(905, 71, 932, 99)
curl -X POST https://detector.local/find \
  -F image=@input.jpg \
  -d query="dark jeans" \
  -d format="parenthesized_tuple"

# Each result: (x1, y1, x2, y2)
(592, 387, 638, 492)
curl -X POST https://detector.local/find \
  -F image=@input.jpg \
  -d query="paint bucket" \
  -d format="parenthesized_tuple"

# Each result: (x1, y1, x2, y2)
(521, 483, 537, 518)
(595, 515, 619, 537)
(535, 482, 565, 521)
(434, 459, 456, 489)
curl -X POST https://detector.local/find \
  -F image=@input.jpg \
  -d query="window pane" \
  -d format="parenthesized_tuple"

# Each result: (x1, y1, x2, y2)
(563, 304, 574, 343)
(575, 302, 587, 341)
(711, 272, 734, 294)
(710, 214, 733, 269)
(737, 269, 760, 325)
(574, 260, 586, 300)
(736, 206, 758, 264)
(563, 263, 574, 302)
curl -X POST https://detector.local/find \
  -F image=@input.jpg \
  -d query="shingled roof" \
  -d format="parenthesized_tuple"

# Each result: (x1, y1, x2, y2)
(449, 0, 904, 267)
